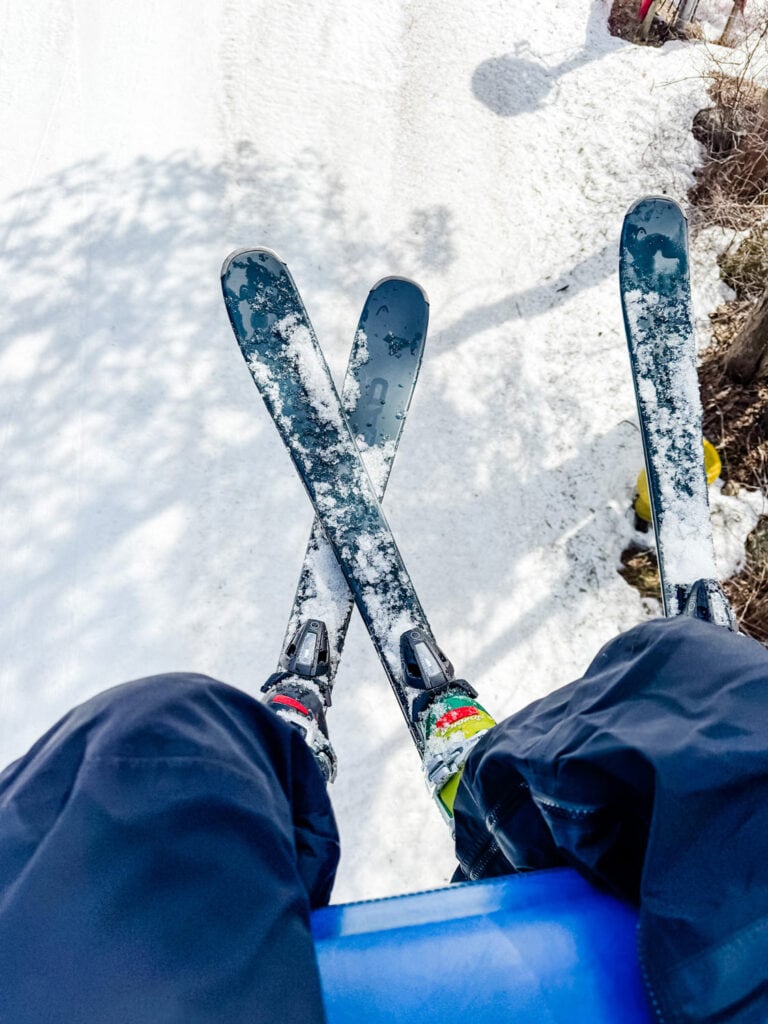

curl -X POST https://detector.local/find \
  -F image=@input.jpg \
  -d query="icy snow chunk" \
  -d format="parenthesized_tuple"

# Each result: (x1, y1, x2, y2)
(341, 328, 369, 413)
(274, 314, 345, 430)
(358, 436, 396, 493)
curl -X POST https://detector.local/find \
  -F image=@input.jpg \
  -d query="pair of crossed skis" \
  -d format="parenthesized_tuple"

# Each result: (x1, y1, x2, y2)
(221, 250, 495, 825)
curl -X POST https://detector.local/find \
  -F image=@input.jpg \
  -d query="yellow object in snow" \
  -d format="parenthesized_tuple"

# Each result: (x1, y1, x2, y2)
(634, 438, 722, 523)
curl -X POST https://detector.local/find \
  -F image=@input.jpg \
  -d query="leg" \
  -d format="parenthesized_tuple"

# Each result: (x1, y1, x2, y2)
(454, 616, 768, 1024)
(0, 673, 340, 1024)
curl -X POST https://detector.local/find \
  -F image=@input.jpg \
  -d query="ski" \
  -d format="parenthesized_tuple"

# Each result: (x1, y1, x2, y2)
(221, 248, 494, 820)
(619, 196, 735, 629)
(264, 276, 429, 781)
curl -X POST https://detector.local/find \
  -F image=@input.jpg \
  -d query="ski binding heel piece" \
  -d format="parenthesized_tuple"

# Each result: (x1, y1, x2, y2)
(263, 620, 337, 782)
(281, 620, 332, 704)
(400, 628, 495, 822)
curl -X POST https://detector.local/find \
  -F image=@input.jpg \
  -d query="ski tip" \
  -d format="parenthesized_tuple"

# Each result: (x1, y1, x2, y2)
(623, 195, 684, 217)
(619, 196, 689, 285)
(621, 196, 687, 236)
(220, 246, 287, 281)
(368, 276, 430, 308)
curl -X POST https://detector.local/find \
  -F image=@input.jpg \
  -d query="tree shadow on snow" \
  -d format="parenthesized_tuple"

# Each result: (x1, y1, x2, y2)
(0, 147, 437, 751)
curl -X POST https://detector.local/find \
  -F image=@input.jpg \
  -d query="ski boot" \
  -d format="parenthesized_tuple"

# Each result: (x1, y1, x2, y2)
(400, 628, 496, 823)
(262, 620, 338, 782)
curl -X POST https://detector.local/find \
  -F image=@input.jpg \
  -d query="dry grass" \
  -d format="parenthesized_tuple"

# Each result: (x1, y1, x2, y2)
(608, 0, 644, 41)
(700, 311, 768, 490)
(724, 518, 768, 641)
(719, 225, 768, 296)
(689, 50, 768, 641)
(696, 283, 768, 643)
(619, 545, 661, 601)
(689, 75, 768, 227)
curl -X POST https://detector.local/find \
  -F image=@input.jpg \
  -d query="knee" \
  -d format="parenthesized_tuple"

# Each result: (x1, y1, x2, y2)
(7, 670, 329, 813)
(32, 672, 289, 775)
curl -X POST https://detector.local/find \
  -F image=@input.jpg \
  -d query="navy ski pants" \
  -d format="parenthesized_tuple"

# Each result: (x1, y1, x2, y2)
(454, 616, 768, 1024)
(1, 617, 767, 1024)
(0, 673, 340, 1024)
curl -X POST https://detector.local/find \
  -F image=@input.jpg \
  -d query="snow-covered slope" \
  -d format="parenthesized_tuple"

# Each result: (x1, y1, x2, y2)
(0, 0, 761, 901)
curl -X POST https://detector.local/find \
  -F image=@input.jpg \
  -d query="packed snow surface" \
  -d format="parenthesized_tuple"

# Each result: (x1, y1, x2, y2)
(0, 0, 764, 902)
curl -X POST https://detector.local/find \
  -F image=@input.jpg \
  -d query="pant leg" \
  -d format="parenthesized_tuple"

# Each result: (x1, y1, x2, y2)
(0, 673, 340, 1024)
(454, 617, 768, 1024)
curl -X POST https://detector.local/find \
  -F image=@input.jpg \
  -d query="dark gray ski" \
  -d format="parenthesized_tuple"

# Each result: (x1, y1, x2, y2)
(619, 197, 734, 628)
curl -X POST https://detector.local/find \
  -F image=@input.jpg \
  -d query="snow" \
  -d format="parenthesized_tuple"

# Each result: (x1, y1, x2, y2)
(1, 1, 764, 904)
